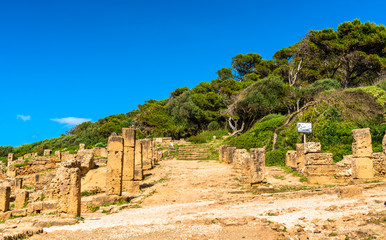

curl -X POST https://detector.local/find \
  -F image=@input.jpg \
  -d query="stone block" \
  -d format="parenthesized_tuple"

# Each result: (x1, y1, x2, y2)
(240, 152, 251, 183)
(134, 140, 143, 181)
(372, 152, 386, 177)
(11, 208, 27, 217)
(141, 139, 153, 170)
(249, 148, 265, 184)
(304, 142, 321, 154)
(7, 153, 14, 163)
(295, 144, 305, 171)
(122, 128, 136, 147)
(0, 186, 11, 212)
(122, 181, 140, 194)
(28, 202, 43, 214)
(352, 128, 373, 158)
(15, 178, 23, 190)
(337, 186, 362, 198)
(285, 151, 297, 169)
(43, 149, 52, 156)
(55, 151, 62, 160)
(79, 143, 85, 150)
(77, 149, 95, 175)
(107, 136, 124, 152)
(224, 147, 236, 164)
(42, 200, 58, 213)
(106, 151, 123, 196)
(383, 131, 386, 154)
(219, 145, 230, 162)
(0, 211, 11, 221)
(307, 176, 335, 184)
(305, 153, 333, 165)
(233, 149, 248, 169)
(352, 157, 374, 179)
(56, 166, 81, 217)
(304, 165, 337, 176)
(335, 156, 353, 178)
(15, 189, 29, 209)
(123, 146, 135, 182)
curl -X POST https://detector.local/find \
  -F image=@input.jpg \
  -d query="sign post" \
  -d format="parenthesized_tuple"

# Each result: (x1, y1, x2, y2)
(297, 122, 312, 146)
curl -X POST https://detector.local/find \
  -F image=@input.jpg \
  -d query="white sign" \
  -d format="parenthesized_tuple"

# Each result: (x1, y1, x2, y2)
(297, 122, 312, 133)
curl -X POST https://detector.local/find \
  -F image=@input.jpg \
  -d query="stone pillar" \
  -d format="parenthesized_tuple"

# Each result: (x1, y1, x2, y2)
(304, 142, 321, 154)
(106, 135, 124, 195)
(249, 148, 265, 185)
(240, 152, 251, 183)
(15, 178, 23, 190)
(224, 147, 236, 164)
(56, 160, 81, 217)
(352, 128, 374, 179)
(233, 149, 248, 169)
(142, 139, 152, 170)
(134, 140, 143, 181)
(295, 144, 305, 172)
(15, 189, 29, 209)
(79, 144, 85, 150)
(382, 130, 386, 154)
(122, 128, 137, 193)
(55, 151, 62, 161)
(0, 186, 11, 212)
(219, 145, 230, 162)
(7, 153, 14, 166)
(285, 150, 297, 169)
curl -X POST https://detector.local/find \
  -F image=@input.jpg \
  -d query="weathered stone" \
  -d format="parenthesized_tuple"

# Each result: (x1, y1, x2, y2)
(335, 156, 352, 178)
(43, 149, 52, 156)
(352, 128, 373, 158)
(11, 208, 27, 217)
(304, 142, 321, 154)
(122, 181, 140, 194)
(295, 144, 305, 171)
(337, 186, 362, 198)
(15, 178, 23, 190)
(285, 151, 297, 169)
(123, 146, 135, 181)
(142, 139, 153, 170)
(56, 164, 81, 217)
(383, 131, 386, 154)
(7, 153, 14, 166)
(27, 202, 43, 214)
(219, 145, 230, 162)
(0, 186, 11, 212)
(304, 165, 337, 176)
(224, 147, 236, 164)
(249, 148, 265, 184)
(0, 211, 11, 221)
(134, 140, 143, 181)
(94, 147, 108, 158)
(76, 149, 95, 175)
(15, 189, 29, 209)
(372, 152, 386, 177)
(233, 149, 248, 169)
(122, 128, 136, 147)
(305, 153, 333, 165)
(79, 143, 85, 150)
(307, 176, 336, 184)
(240, 152, 251, 183)
(106, 136, 124, 196)
(352, 157, 374, 179)
(55, 151, 62, 161)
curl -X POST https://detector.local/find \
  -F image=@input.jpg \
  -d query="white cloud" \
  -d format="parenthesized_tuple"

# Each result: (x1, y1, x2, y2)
(17, 114, 31, 121)
(51, 117, 92, 126)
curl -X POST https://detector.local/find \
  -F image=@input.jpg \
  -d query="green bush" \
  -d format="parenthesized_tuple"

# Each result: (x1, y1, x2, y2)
(186, 135, 207, 144)
(266, 148, 289, 166)
(208, 121, 220, 131)
(377, 80, 386, 91)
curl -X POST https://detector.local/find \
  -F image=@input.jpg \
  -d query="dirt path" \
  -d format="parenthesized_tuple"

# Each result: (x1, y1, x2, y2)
(34, 159, 386, 240)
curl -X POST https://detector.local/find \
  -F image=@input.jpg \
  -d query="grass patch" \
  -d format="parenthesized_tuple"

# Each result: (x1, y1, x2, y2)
(273, 175, 285, 180)
(81, 189, 99, 197)
(88, 206, 100, 212)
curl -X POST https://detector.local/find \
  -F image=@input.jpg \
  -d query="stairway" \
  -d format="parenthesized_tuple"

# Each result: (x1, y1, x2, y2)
(177, 144, 212, 160)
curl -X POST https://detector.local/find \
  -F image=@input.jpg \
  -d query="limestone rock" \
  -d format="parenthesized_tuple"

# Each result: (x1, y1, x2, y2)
(219, 145, 230, 162)
(304, 142, 321, 154)
(305, 153, 333, 165)
(285, 150, 297, 169)
(372, 152, 386, 177)
(249, 148, 265, 184)
(352, 157, 374, 179)
(352, 128, 373, 158)
(76, 149, 95, 175)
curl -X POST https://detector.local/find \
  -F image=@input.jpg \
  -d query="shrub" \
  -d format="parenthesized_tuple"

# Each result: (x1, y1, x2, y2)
(266, 148, 289, 166)
(208, 121, 220, 131)
(186, 135, 207, 144)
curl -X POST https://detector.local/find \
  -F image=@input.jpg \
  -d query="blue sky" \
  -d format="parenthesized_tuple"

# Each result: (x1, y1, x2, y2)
(1, 0, 385, 147)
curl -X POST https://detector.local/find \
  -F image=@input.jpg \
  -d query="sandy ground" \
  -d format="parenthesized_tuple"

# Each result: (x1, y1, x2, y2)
(32, 159, 386, 240)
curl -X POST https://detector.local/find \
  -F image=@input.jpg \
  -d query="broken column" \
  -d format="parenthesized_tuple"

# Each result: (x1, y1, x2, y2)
(7, 153, 14, 166)
(304, 152, 335, 184)
(249, 148, 265, 185)
(352, 128, 374, 179)
(15, 178, 23, 190)
(142, 139, 152, 170)
(219, 145, 230, 162)
(122, 128, 138, 193)
(56, 159, 81, 217)
(0, 186, 11, 212)
(285, 150, 297, 169)
(224, 147, 236, 164)
(55, 151, 62, 161)
(134, 140, 143, 181)
(79, 144, 85, 150)
(76, 149, 94, 175)
(106, 135, 124, 196)
(233, 149, 248, 169)
(383, 130, 386, 154)
(15, 189, 29, 209)
(240, 151, 251, 183)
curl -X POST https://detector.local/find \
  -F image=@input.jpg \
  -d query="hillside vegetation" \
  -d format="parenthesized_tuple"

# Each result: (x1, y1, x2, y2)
(1, 19, 385, 166)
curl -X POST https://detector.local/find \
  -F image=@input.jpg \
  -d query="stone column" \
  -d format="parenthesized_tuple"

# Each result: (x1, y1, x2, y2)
(285, 150, 297, 169)
(233, 149, 248, 169)
(134, 140, 143, 181)
(79, 144, 85, 151)
(7, 153, 14, 167)
(352, 128, 374, 179)
(0, 186, 11, 212)
(15, 189, 29, 209)
(55, 151, 62, 161)
(249, 148, 265, 185)
(142, 139, 152, 170)
(122, 128, 138, 193)
(15, 178, 23, 190)
(240, 151, 251, 183)
(56, 160, 81, 217)
(219, 145, 230, 162)
(382, 130, 386, 154)
(106, 135, 124, 195)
